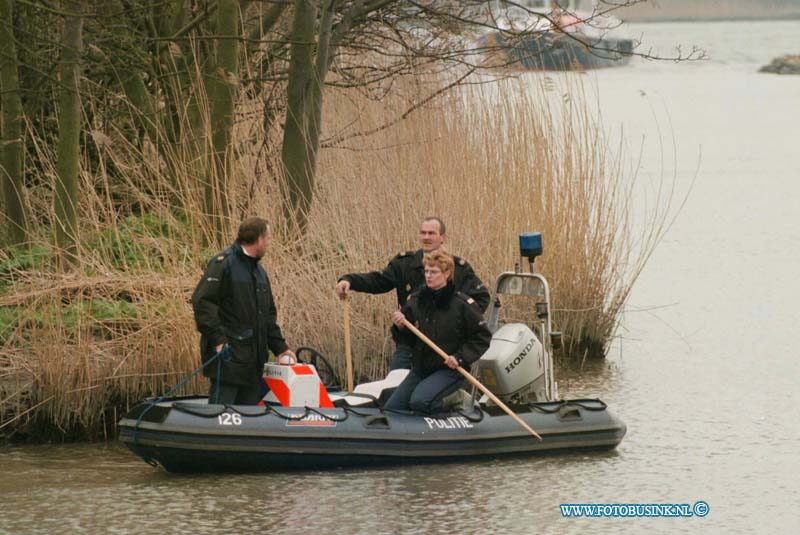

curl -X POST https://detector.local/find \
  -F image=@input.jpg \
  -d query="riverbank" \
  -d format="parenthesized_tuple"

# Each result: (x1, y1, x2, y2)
(760, 54, 800, 73)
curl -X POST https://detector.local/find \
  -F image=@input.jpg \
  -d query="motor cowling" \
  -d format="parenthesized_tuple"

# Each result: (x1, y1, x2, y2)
(477, 323, 547, 403)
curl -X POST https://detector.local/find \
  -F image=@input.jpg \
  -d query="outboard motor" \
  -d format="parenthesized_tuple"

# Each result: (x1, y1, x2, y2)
(478, 323, 547, 403)
(477, 232, 559, 403)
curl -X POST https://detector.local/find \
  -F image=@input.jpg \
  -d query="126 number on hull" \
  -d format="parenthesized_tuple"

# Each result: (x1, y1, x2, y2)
(218, 413, 242, 426)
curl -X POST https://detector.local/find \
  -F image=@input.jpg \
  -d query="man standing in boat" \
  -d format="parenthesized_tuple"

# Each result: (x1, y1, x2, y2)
(335, 217, 489, 370)
(192, 217, 296, 404)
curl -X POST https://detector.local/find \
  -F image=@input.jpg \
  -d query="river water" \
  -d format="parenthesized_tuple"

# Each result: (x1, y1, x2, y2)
(2, 20, 799, 535)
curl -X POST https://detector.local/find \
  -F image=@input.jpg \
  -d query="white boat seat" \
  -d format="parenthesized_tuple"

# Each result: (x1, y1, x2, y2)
(330, 368, 409, 407)
(329, 369, 468, 412)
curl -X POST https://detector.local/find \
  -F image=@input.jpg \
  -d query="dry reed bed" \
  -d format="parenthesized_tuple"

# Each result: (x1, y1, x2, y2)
(0, 75, 666, 440)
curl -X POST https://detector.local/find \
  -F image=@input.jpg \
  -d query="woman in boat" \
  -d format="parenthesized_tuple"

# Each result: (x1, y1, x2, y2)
(385, 250, 492, 414)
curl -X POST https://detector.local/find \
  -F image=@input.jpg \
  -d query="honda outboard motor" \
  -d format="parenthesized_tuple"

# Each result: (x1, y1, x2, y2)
(477, 232, 559, 403)
(478, 323, 548, 403)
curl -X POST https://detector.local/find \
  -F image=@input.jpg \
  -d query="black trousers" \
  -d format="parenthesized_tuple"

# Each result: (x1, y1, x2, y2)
(384, 367, 465, 414)
(208, 379, 263, 405)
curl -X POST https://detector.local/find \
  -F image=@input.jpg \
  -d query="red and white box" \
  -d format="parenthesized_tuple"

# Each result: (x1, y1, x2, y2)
(263, 363, 333, 408)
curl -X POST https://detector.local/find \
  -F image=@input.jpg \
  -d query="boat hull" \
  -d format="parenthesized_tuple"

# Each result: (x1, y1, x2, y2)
(485, 32, 633, 70)
(118, 397, 626, 472)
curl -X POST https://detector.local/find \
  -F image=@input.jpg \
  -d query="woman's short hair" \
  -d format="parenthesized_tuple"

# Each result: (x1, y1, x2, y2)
(237, 217, 269, 244)
(423, 250, 455, 281)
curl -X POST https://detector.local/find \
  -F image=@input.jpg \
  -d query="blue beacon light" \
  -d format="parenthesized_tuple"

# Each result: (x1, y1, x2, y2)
(519, 232, 543, 271)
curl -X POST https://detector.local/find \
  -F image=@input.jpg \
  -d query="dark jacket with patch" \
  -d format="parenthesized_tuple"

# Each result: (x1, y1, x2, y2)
(340, 249, 490, 312)
(398, 282, 492, 376)
(191, 242, 288, 386)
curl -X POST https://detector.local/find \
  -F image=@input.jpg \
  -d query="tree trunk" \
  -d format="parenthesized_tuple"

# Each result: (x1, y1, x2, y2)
(153, 1, 191, 190)
(54, 0, 85, 269)
(205, 0, 241, 244)
(0, 0, 28, 246)
(279, 0, 321, 235)
(121, 71, 159, 145)
(308, 0, 334, 179)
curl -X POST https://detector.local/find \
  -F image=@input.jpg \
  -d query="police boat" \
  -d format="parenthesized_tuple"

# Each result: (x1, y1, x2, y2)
(118, 233, 626, 472)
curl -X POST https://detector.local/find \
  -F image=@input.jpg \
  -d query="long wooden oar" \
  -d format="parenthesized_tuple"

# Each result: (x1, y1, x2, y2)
(401, 318, 542, 441)
(341, 297, 354, 393)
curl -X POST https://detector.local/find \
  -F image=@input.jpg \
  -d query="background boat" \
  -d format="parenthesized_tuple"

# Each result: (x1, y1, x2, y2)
(480, 0, 634, 70)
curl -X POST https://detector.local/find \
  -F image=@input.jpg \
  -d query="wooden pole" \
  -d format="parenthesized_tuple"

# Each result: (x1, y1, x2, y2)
(401, 318, 542, 441)
(342, 298, 354, 393)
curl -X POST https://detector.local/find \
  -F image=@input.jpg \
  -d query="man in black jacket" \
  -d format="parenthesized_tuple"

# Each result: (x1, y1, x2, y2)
(385, 250, 492, 414)
(192, 217, 295, 404)
(335, 217, 489, 370)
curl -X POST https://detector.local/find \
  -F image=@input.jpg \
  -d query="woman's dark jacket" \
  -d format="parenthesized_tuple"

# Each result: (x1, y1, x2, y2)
(191, 242, 288, 386)
(398, 282, 492, 376)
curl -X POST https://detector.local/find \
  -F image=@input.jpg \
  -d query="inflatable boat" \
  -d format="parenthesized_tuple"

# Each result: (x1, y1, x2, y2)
(119, 233, 626, 472)
(118, 395, 623, 472)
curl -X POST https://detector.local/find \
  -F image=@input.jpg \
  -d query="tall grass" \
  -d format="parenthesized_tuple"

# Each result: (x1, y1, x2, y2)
(0, 74, 670, 440)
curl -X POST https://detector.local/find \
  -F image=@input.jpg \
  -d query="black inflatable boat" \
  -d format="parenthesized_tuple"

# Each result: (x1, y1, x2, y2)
(119, 232, 626, 472)
(118, 395, 625, 472)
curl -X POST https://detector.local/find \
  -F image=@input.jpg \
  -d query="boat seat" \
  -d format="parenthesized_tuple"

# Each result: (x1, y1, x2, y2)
(330, 370, 469, 412)
(331, 368, 409, 407)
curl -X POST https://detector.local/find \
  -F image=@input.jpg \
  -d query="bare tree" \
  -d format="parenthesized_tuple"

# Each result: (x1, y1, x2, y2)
(274, 0, 702, 233)
(53, 0, 86, 269)
(0, 0, 28, 246)
(2, 0, 702, 246)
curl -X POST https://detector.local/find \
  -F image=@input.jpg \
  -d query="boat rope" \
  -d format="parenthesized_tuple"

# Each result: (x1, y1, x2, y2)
(455, 406, 485, 423)
(377, 403, 485, 423)
(170, 400, 381, 423)
(305, 406, 349, 422)
(527, 398, 607, 414)
(267, 406, 313, 421)
(130, 347, 230, 466)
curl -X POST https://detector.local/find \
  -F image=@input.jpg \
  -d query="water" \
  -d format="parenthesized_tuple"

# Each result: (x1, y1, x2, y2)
(2, 20, 799, 535)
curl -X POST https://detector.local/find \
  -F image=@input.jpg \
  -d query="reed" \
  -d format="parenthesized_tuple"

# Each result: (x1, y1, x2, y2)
(0, 74, 670, 440)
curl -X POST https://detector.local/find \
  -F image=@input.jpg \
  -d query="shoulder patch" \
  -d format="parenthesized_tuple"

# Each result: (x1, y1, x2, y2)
(459, 258, 465, 266)
(215, 254, 226, 263)
(454, 291, 478, 307)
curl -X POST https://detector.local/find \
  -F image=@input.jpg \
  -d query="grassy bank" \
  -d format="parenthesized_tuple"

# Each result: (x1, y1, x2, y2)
(0, 75, 668, 441)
